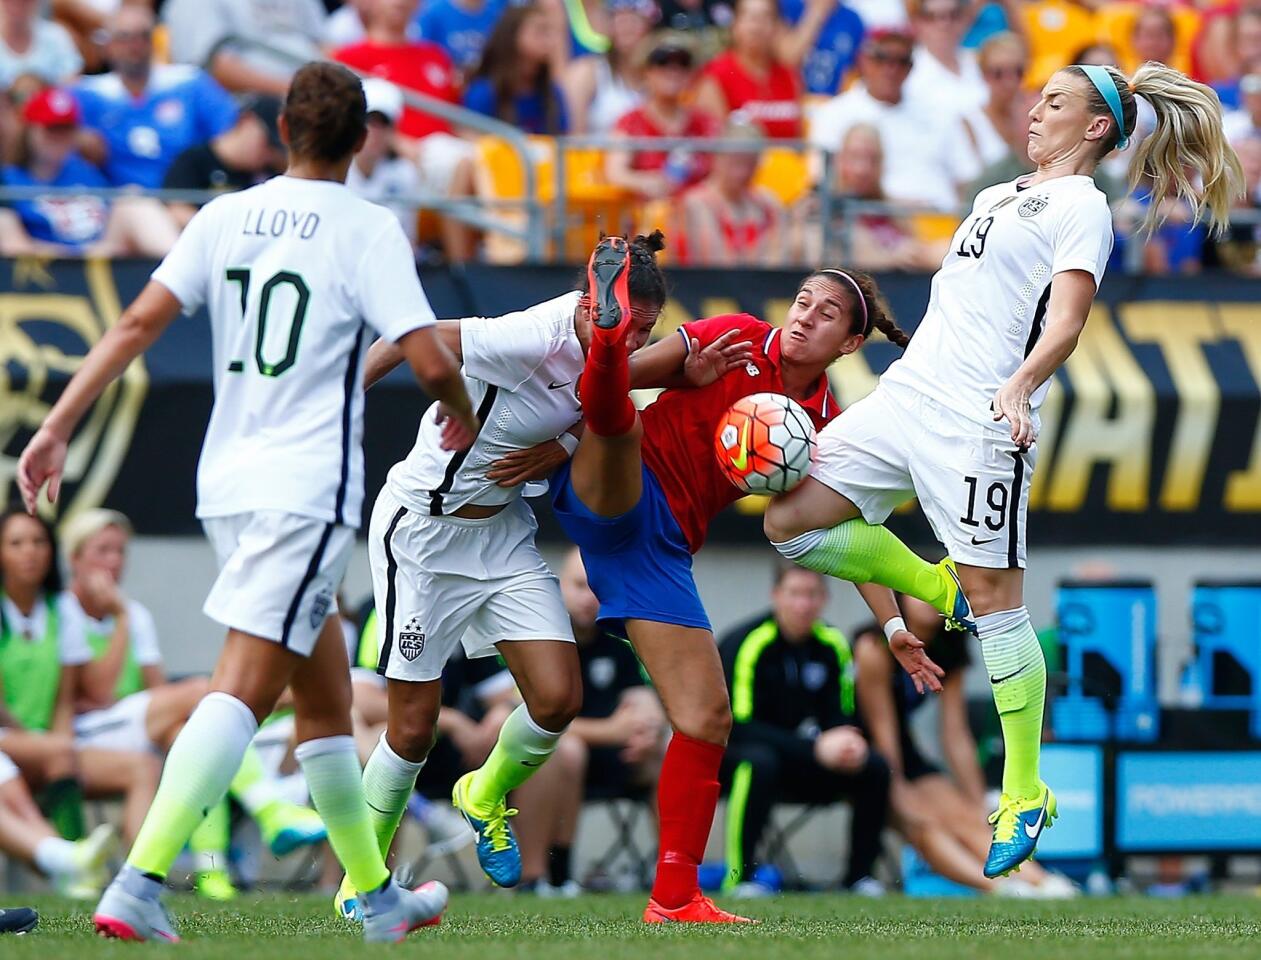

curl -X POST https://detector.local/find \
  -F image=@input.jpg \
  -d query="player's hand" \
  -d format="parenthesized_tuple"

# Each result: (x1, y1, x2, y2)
(992, 379, 1036, 451)
(82, 569, 126, 618)
(488, 440, 569, 487)
(684, 330, 754, 387)
(17, 425, 70, 513)
(434, 402, 479, 451)
(889, 628, 945, 695)
(813, 725, 868, 772)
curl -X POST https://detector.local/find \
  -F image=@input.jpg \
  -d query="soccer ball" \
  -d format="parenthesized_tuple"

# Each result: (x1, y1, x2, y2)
(714, 392, 816, 495)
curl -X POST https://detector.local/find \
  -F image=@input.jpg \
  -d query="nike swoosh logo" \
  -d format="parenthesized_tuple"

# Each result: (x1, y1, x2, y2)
(1024, 801, 1048, 839)
(729, 418, 751, 472)
(971, 536, 999, 546)
(990, 663, 1029, 685)
(548, 381, 572, 390)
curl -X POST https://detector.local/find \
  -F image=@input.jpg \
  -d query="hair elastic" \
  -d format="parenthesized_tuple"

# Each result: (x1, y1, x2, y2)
(818, 269, 871, 336)
(1078, 64, 1131, 150)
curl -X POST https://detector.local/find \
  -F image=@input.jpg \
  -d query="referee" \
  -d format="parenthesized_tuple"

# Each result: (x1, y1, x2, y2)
(719, 563, 890, 895)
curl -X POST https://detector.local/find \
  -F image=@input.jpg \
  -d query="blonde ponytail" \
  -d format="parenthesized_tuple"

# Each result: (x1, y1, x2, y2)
(1127, 61, 1244, 236)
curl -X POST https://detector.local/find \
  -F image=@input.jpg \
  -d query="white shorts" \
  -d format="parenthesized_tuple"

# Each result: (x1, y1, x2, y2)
(813, 381, 1036, 569)
(74, 690, 155, 753)
(0, 749, 17, 786)
(202, 511, 355, 657)
(369, 487, 574, 683)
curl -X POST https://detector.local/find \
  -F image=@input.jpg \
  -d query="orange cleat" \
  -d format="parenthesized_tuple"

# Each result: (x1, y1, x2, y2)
(642, 893, 758, 924)
(586, 236, 632, 341)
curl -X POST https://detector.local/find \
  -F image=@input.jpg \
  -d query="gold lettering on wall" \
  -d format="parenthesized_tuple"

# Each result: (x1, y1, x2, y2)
(1120, 302, 1220, 511)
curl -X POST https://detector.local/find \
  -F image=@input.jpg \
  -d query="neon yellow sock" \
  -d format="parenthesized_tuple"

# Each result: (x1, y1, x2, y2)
(189, 800, 231, 870)
(977, 607, 1046, 799)
(295, 736, 389, 894)
(362, 735, 424, 857)
(466, 705, 561, 817)
(777, 521, 951, 613)
(127, 693, 256, 879)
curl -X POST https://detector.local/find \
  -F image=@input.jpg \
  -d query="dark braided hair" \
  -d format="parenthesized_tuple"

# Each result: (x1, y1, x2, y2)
(802, 268, 909, 349)
(575, 231, 669, 311)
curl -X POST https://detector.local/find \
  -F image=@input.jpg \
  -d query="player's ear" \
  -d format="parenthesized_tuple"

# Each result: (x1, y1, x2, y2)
(838, 332, 865, 357)
(277, 114, 291, 150)
(353, 126, 368, 156)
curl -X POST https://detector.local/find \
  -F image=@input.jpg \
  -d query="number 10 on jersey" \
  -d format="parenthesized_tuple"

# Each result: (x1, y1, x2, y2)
(224, 268, 311, 377)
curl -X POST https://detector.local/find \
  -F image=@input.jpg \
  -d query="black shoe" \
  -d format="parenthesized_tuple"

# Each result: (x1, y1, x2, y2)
(0, 907, 38, 935)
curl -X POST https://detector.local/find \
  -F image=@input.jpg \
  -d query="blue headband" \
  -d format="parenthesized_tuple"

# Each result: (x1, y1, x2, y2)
(1078, 64, 1130, 150)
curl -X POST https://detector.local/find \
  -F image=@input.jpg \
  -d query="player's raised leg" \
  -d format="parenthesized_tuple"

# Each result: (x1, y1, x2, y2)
(764, 433, 973, 631)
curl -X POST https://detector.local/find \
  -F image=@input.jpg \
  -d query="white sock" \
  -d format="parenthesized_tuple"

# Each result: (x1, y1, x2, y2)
(363, 733, 425, 855)
(34, 836, 78, 878)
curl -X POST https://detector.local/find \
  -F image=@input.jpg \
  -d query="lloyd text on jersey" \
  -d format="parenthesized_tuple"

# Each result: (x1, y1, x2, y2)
(241, 208, 321, 240)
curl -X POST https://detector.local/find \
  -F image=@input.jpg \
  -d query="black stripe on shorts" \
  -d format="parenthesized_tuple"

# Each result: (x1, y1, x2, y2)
(280, 522, 335, 648)
(377, 505, 409, 676)
(1007, 450, 1026, 569)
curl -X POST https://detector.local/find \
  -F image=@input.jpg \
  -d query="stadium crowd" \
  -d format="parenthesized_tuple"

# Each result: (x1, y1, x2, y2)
(0, 0, 1259, 269)
(1, 505, 1078, 900)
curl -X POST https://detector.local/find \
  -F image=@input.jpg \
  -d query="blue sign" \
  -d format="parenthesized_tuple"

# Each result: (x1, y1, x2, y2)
(1118, 752, 1261, 851)
(1037, 744, 1103, 859)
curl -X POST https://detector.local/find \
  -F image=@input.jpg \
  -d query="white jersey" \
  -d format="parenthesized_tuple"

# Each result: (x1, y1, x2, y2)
(152, 175, 437, 527)
(387, 292, 584, 516)
(883, 174, 1113, 425)
(61, 594, 162, 668)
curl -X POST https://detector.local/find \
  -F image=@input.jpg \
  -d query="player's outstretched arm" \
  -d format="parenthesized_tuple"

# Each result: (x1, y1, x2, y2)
(628, 329, 753, 390)
(396, 325, 479, 450)
(855, 582, 944, 694)
(363, 321, 463, 390)
(992, 269, 1095, 450)
(17, 281, 183, 511)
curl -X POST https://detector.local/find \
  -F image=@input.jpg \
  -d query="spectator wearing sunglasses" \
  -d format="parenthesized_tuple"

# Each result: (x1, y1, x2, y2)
(962, 31, 1030, 171)
(809, 28, 978, 211)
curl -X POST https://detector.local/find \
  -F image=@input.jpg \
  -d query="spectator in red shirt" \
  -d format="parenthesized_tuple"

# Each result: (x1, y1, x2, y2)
(605, 40, 720, 199)
(694, 0, 803, 138)
(334, 0, 476, 194)
(675, 119, 788, 265)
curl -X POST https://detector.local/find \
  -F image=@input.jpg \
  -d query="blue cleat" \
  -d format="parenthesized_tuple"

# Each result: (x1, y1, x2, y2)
(938, 558, 976, 633)
(984, 782, 1057, 879)
(334, 874, 361, 922)
(452, 772, 521, 888)
(257, 801, 327, 857)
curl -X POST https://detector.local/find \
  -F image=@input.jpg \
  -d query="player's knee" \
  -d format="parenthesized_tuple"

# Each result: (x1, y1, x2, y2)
(388, 714, 438, 764)
(762, 497, 801, 545)
(674, 697, 731, 746)
(43, 735, 78, 781)
(527, 681, 582, 733)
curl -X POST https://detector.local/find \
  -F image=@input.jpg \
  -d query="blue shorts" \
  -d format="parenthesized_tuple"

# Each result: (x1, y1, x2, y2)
(550, 461, 711, 635)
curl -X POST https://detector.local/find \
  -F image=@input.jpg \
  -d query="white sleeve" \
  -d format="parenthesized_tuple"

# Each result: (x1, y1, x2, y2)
(460, 311, 554, 391)
(1051, 193, 1114, 287)
(57, 595, 93, 667)
(807, 99, 848, 150)
(127, 602, 163, 668)
(151, 201, 215, 313)
(354, 218, 437, 343)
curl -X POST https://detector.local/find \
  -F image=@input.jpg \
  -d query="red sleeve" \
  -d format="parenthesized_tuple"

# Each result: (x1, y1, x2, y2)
(678, 314, 768, 353)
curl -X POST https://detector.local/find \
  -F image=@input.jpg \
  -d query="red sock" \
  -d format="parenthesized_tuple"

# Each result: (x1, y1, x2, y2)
(579, 329, 637, 437)
(651, 732, 724, 909)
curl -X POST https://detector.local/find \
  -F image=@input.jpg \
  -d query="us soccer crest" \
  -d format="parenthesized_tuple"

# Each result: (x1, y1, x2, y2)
(1, 260, 148, 525)
(399, 616, 426, 661)
(1019, 196, 1048, 218)
(309, 585, 333, 629)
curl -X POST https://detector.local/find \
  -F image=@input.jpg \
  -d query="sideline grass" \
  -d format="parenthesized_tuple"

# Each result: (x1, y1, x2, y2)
(8, 892, 1261, 960)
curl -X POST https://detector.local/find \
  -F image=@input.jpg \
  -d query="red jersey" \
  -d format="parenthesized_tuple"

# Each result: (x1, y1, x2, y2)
(640, 314, 837, 554)
(700, 51, 803, 139)
(333, 41, 459, 140)
(614, 106, 720, 191)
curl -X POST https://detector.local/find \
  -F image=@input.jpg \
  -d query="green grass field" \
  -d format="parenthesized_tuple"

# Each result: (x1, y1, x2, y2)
(8, 893, 1261, 960)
